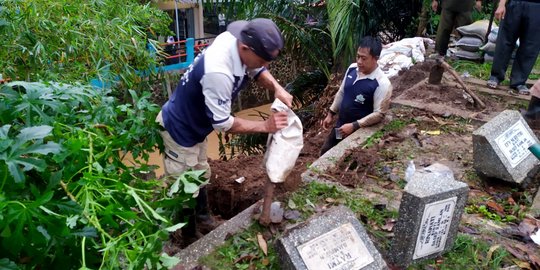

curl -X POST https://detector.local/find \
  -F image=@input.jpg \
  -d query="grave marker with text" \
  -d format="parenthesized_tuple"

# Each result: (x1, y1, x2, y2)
(276, 205, 387, 270)
(473, 110, 539, 184)
(389, 163, 468, 268)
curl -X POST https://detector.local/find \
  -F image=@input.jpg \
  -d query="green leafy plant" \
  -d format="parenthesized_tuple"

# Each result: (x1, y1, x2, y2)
(0, 81, 203, 269)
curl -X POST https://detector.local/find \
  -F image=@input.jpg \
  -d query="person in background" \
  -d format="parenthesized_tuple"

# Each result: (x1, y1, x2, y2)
(320, 36, 393, 155)
(432, 0, 482, 56)
(486, 0, 540, 95)
(156, 18, 292, 243)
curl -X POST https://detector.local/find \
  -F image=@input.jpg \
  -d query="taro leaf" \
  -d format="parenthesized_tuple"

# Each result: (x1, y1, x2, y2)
(159, 253, 181, 268)
(128, 189, 167, 222)
(167, 170, 206, 197)
(66, 215, 79, 229)
(165, 222, 185, 232)
(70, 226, 98, 238)
(0, 258, 18, 270)
(181, 177, 199, 195)
(1, 125, 61, 183)
(36, 225, 51, 242)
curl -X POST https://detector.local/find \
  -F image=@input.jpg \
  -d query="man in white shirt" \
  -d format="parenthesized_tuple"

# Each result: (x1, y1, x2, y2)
(157, 18, 292, 242)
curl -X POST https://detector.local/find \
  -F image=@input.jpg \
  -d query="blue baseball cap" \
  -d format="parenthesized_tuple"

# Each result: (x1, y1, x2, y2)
(227, 18, 284, 61)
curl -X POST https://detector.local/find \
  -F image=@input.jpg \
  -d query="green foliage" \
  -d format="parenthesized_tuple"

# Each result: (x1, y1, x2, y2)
(363, 119, 409, 148)
(200, 223, 280, 270)
(0, 0, 171, 90)
(0, 81, 202, 269)
(208, 0, 334, 77)
(450, 60, 492, 80)
(409, 234, 511, 269)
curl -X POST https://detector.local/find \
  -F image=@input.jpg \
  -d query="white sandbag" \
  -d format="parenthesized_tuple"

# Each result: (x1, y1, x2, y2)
(456, 20, 497, 42)
(449, 48, 482, 60)
(264, 99, 304, 183)
(480, 41, 496, 53)
(488, 27, 499, 43)
(484, 54, 494, 62)
(455, 36, 483, 52)
(378, 37, 426, 78)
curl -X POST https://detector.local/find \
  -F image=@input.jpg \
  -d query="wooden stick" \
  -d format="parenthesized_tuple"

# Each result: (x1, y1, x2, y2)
(439, 59, 486, 109)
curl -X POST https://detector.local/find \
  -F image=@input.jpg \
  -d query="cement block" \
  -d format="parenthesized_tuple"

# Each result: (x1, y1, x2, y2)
(473, 110, 539, 184)
(389, 163, 468, 268)
(276, 205, 388, 270)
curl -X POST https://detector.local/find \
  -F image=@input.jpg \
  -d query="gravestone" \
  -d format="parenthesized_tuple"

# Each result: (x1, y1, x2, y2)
(473, 110, 540, 184)
(275, 205, 387, 270)
(389, 163, 468, 268)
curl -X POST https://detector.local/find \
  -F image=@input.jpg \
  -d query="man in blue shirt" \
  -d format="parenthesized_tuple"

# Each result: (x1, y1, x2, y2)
(156, 18, 292, 242)
(320, 36, 393, 155)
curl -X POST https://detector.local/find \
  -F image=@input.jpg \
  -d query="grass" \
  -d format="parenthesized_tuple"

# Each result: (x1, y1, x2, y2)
(409, 234, 512, 269)
(450, 55, 540, 82)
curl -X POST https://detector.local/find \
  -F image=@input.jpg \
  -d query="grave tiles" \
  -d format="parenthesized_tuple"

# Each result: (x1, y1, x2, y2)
(389, 163, 469, 268)
(473, 110, 540, 185)
(275, 205, 388, 270)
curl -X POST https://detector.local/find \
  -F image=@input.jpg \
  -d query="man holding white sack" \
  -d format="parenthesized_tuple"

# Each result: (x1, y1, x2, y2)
(156, 18, 292, 242)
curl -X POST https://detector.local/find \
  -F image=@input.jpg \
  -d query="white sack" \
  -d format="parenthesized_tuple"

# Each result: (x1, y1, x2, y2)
(264, 99, 304, 183)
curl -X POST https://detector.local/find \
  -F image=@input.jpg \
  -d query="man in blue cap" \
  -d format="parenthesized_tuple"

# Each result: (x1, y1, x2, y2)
(156, 18, 292, 244)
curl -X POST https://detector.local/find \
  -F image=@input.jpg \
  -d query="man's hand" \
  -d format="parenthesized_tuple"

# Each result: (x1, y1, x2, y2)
(321, 113, 334, 130)
(274, 86, 293, 108)
(338, 123, 355, 137)
(265, 111, 288, 133)
(431, 0, 438, 12)
(475, 1, 482, 11)
(495, 5, 506, 20)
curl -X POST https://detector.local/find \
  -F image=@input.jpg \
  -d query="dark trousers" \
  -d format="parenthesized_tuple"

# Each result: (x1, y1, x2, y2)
(435, 9, 472, 56)
(320, 128, 342, 156)
(490, 1, 540, 87)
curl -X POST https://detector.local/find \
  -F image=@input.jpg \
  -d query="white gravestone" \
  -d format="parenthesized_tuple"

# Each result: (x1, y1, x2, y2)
(298, 223, 374, 270)
(494, 121, 535, 168)
(413, 197, 456, 259)
(275, 205, 388, 270)
(473, 110, 540, 184)
(389, 163, 468, 268)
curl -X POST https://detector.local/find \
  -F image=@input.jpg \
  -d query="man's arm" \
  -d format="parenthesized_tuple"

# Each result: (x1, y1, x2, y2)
(255, 69, 293, 108)
(228, 113, 288, 134)
(357, 80, 392, 127)
(321, 76, 347, 130)
(202, 72, 288, 134)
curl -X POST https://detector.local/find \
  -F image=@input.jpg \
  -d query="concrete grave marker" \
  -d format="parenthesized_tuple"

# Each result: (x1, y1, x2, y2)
(389, 163, 468, 268)
(473, 110, 540, 184)
(276, 205, 387, 270)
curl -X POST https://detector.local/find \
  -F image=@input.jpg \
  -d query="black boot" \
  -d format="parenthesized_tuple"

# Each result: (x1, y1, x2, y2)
(180, 208, 202, 246)
(195, 187, 221, 234)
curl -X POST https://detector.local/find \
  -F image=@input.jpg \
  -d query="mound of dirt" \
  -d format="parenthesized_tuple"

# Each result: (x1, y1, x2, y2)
(207, 128, 326, 219)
